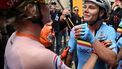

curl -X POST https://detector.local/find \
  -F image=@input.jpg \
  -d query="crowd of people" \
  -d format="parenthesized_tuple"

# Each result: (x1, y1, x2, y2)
(0, 0, 122, 69)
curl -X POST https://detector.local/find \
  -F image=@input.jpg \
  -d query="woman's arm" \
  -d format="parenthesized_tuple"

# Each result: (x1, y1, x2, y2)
(82, 53, 98, 69)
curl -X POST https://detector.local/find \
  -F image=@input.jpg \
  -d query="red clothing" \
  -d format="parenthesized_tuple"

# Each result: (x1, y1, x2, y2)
(40, 24, 55, 47)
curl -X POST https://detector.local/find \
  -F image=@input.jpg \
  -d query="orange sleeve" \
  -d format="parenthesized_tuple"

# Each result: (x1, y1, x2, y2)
(40, 25, 52, 47)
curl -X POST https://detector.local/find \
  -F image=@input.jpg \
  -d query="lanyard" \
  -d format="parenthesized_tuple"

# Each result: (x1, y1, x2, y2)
(16, 32, 40, 42)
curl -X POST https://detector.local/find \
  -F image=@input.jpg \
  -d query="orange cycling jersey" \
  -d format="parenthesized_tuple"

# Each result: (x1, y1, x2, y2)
(40, 23, 55, 48)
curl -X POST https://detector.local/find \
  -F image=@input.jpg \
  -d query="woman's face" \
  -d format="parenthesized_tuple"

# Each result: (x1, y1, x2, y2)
(83, 1, 100, 23)
(73, 7, 79, 15)
(50, 5, 56, 13)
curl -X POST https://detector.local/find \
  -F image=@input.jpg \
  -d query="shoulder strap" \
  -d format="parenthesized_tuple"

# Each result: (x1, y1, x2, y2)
(117, 34, 122, 42)
(116, 34, 122, 53)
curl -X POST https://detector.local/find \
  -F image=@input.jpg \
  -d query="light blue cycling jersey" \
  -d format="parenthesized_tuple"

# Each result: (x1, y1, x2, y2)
(117, 37, 122, 69)
(116, 20, 122, 40)
(68, 23, 117, 69)
(117, 61, 122, 69)
(115, 20, 122, 69)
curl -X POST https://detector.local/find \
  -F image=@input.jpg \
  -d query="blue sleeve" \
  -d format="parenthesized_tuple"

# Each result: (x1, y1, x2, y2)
(117, 37, 122, 48)
(68, 28, 77, 53)
(107, 27, 117, 54)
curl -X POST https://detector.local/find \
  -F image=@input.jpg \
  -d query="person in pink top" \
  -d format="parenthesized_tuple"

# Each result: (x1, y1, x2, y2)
(4, 0, 70, 69)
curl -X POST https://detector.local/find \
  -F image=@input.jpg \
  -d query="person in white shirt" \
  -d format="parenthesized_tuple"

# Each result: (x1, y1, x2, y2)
(4, 0, 70, 69)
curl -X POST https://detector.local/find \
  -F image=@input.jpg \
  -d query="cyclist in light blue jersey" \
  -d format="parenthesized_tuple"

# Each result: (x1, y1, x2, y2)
(116, 18, 122, 69)
(116, 37, 122, 69)
(65, 0, 117, 69)
(112, 18, 122, 69)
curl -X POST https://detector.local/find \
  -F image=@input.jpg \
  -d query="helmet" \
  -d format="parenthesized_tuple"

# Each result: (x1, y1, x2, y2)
(15, 0, 50, 28)
(0, 0, 50, 30)
(0, 0, 49, 10)
(85, 0, 111, 17)
(0, 0, 49, 18)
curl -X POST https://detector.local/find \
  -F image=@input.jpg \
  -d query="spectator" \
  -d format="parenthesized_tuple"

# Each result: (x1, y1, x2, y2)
(72, 6, 81, 25)
(107, 0, 122, 31)
(50, 1, 62, 54)
(111, 12, 122, 69)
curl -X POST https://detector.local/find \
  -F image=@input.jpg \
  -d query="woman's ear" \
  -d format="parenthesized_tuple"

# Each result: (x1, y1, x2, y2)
(99, 9, 104, 17)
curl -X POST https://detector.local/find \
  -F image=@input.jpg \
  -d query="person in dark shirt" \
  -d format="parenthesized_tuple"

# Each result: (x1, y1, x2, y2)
(50, 1, 62, 54)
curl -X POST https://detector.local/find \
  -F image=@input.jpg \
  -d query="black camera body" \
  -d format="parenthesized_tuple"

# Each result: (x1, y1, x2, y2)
(65, 14, 71, 19)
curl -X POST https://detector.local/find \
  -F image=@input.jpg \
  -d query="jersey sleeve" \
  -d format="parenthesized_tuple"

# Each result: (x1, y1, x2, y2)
(107, 27, 117, 54)
(117, 37, 122, 48)
(21, 47, 70, 69)
(38, 48, 70, 69)
(53, 55, 70, 69)
(68, 28, 77, 53)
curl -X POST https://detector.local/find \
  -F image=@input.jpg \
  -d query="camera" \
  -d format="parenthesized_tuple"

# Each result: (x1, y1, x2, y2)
(65, 14, 71, 19)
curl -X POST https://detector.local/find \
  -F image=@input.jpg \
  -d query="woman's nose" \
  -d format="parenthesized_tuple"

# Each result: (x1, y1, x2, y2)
(84, 7, 89, 13)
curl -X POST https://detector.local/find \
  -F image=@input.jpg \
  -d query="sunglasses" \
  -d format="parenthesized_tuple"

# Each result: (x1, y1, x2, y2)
(74, 9, 79, 11)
